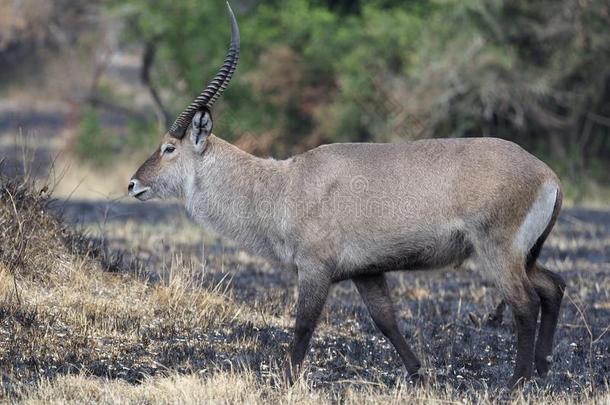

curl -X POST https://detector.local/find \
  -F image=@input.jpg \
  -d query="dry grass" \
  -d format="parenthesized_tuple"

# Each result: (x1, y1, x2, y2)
(0, 174, 265, 401)
(13, 372, 609, 405)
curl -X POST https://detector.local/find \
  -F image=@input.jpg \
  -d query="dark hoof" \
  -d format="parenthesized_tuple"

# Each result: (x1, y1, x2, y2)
(404, 369, 426, 386)
(535, 355, 553, 377)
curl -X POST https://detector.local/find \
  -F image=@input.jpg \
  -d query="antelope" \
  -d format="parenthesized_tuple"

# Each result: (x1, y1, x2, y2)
(128, 2, 565, 388)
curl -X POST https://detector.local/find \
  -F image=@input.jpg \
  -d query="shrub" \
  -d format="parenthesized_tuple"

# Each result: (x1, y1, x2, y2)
(73, 107, 117, 167)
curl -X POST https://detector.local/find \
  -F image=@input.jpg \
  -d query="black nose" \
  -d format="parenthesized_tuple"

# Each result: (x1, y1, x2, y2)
(128, 180, 135, 193)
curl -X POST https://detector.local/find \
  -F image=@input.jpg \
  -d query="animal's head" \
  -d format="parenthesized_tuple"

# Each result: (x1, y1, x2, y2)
(128, 2, 239, 201)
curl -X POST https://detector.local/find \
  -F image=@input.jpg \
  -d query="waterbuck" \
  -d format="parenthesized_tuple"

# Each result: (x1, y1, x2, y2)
(128, 3, 565, 388)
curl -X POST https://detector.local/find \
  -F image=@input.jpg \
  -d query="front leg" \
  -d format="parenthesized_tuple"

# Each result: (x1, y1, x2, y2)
(287, 270, 331, 383)
(353, 274, 422, 379)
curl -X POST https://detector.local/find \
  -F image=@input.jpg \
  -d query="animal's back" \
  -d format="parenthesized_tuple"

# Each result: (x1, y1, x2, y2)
(289, 137, 558, 221)
(285, 137, 560, 276)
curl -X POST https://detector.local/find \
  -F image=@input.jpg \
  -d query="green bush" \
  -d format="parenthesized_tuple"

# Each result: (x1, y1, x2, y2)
(74, 108, 117, 167)
(109, 0, 435, 156)
(107, 0, 609, 188)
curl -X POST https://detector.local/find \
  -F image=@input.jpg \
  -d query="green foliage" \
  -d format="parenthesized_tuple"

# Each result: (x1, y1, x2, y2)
(125, 119, 160, 150)
(108, 0, 609, 187)
(412, 0, 610, 179)
(109, 0, 436, 155)
(74, 108, 117, 167)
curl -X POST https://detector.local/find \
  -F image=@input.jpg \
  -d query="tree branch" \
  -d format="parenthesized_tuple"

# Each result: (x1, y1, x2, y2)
(141, 40, 170, 131)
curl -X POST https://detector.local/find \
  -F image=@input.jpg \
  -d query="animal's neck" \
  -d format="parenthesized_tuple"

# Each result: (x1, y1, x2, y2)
(184, 135, 290, 260)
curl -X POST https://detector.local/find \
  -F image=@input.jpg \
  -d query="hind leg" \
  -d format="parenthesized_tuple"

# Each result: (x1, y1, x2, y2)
(529, 263, 565, 377)
(482, 250, 541, 388)
(504, 274, 541, 388)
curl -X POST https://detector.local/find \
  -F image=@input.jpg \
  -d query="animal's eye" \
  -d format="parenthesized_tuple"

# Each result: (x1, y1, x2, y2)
(163, 145, 176, 154)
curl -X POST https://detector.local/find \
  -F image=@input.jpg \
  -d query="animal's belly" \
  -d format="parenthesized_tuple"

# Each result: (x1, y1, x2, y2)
(332, 228, 474, 281)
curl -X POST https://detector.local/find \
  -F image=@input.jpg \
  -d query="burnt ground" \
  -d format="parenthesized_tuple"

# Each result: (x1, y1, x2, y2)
(49, 198, 610, 397)
(0, 82, 607, 401)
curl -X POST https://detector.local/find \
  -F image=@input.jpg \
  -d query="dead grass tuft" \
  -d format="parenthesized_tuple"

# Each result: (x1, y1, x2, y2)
(0, 175, 255, 400)
(1, 174, 74, 283)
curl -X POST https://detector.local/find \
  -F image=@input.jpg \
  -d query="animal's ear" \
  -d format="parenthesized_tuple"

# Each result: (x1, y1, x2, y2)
(190, 108, 213, 153)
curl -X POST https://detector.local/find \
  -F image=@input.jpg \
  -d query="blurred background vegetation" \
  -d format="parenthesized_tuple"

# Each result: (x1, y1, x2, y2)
(0, 0, 609, 201)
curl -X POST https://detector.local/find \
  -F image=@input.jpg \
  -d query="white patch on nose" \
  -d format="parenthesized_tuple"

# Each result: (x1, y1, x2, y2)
(128, 179, 151, 198)
(513, 182, 558, 255)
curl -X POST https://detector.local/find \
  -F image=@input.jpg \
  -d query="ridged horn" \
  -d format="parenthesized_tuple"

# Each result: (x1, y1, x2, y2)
(169, 1, 240, 138)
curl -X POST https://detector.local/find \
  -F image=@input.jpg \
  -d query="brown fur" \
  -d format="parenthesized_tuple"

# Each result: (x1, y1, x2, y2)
(129, 118, 564, 388)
